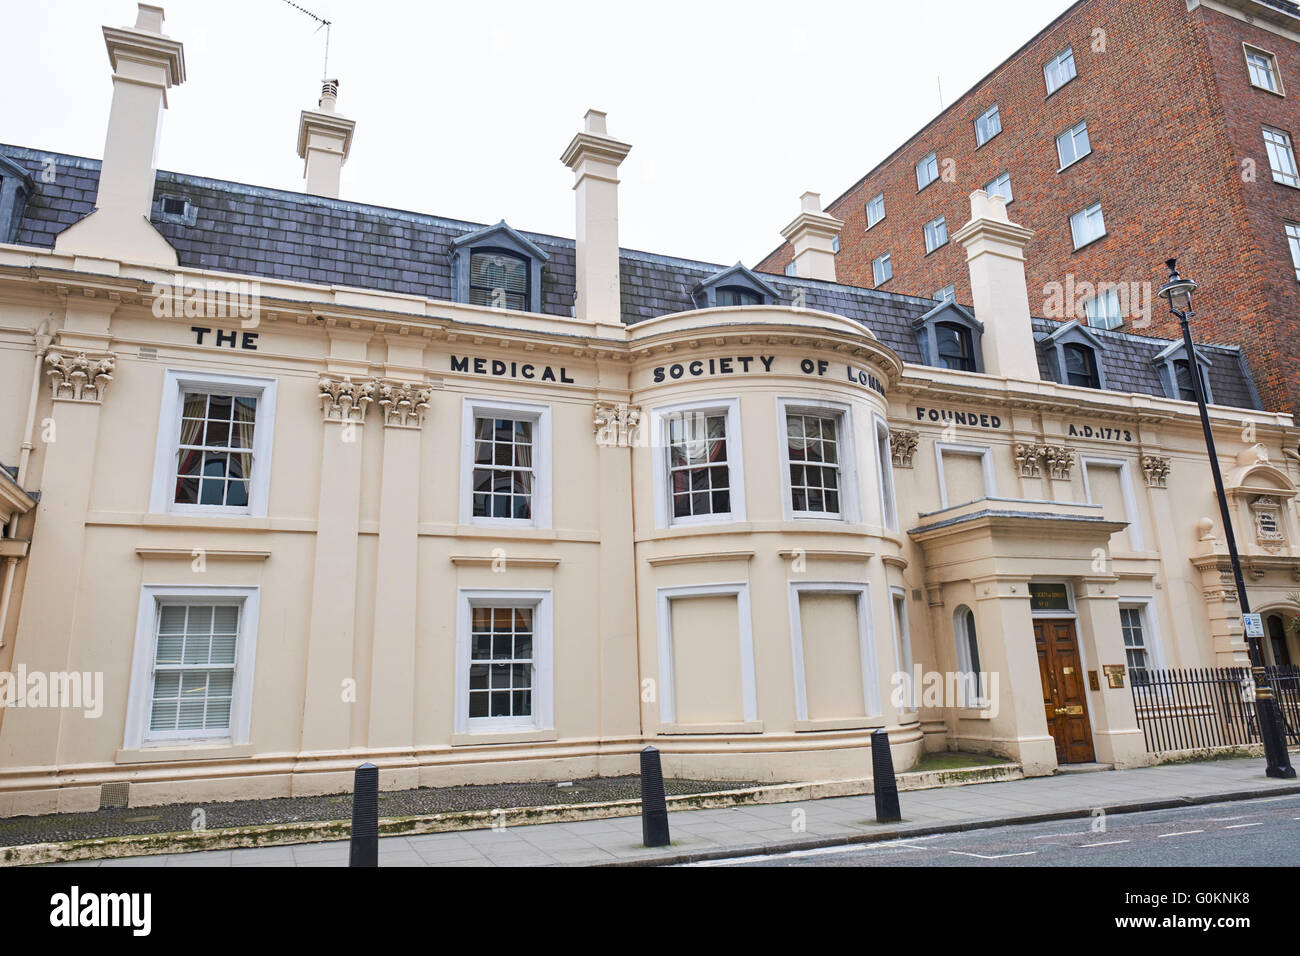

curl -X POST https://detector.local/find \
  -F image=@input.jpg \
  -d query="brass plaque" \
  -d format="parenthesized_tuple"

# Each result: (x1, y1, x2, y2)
(1063, 666, 1075, 675)
(1088, 670, 1100, 691)
(1064, 705, 1083, 716)
(1103, 664, 1126, 689)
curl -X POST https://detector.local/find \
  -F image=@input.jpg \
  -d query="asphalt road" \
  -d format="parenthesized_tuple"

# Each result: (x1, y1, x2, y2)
(690, 793, 1300, 867)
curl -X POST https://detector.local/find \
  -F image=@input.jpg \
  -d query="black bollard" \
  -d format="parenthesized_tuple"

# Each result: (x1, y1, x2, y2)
(349, 762, 379, 867)
(639, 746, 671, 847)
(871, 729, 902, 823)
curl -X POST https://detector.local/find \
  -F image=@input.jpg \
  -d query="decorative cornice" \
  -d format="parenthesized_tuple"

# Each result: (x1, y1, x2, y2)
(318, 375, 377, 423)
(375, 379, 432, 428)
(890, 429, 918, 468)
(45, 348, 115, 403)
(593, 401, 642, 447)
(1141, 454, 1171, 489)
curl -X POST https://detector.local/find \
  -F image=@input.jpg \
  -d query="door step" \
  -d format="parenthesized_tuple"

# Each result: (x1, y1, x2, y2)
(1056, 762, 1115, 775)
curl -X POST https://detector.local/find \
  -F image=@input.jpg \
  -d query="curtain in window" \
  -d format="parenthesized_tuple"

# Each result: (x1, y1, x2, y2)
(174, 394, 207, 501)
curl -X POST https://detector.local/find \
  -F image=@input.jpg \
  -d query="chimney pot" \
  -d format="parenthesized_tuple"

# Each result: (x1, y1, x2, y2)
(135, 3, 165, 32)
(319, 78, 339, 111)
(297, 79, 356, 199)
(780, 191, 843, 282)
(584, 109, 608, 135)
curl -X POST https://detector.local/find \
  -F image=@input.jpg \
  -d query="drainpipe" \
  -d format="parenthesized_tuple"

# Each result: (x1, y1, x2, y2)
(0, 322, 52, 648)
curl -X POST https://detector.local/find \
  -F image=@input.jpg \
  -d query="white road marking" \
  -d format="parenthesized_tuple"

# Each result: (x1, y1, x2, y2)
(1031, 832, 1075, 840)
(1223, 822, 1264, 829)
(1079, 840, 1130, 847)
(1203, 816, 1245, 822)
(683, 839, 929, 866)
(1157, 830, 1203, 838)
(948, 850, 1037, 860)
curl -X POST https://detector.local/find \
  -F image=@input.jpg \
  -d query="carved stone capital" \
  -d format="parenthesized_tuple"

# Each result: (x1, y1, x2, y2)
(1141, 454, 1170, 489)
(375, 379, 432, 428)
(890, 429, 918, 468)
(318, 375, 377, 423)
(1042, 444, 1075, 481)
(1014, 442, 1045, 478)
(45, 348, 115, 403)
(593, 401, 642, 447)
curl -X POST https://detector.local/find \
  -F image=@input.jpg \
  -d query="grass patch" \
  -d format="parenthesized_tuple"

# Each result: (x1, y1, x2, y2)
(910, 751, 1012, 773)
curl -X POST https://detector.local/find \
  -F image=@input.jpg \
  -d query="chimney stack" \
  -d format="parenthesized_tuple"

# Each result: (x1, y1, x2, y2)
(560, 110, 632, 333)
(297, 78, 356, 199)
(54, 3, 186, 266)
(951, 189, 1040, 381)
(779, 191, 843, 282)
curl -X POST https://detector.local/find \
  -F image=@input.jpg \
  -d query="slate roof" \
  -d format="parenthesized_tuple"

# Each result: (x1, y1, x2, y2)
(0, 143, 1265, 411)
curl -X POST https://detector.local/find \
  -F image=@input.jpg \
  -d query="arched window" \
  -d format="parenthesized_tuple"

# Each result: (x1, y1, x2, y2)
(953, 605, 983, 705)
(469, 250, 529, 311)
(936, 322, 976, 372)
(1063, 343, 1100, 388)
(715, 286, 763, 307)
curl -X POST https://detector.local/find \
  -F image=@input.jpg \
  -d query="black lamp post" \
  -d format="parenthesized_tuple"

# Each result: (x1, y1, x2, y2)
(1157, 259, 1295, 778)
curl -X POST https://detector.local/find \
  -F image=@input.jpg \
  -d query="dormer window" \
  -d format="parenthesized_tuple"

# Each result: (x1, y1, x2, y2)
(1064, 344, 1100, 388)
(691, 262, 779, 310)
(1040, 320, 1108, 390)
(716, 286, 763, 307)
(1154, 341, 1213, 403)
(451, 220, 548, 314)
(0, 155, 34, 245)
(914, 301, 984, 374)
(470, 250, 529, 311)
(936, 323, 976, 371)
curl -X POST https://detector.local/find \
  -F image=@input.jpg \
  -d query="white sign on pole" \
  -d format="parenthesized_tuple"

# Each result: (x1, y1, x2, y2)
(1243, 613, 1264, 639)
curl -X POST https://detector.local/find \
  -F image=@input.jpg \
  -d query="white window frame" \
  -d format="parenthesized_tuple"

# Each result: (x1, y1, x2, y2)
(866, 193, 886, 229)
(650, 396, 746, 529)
(916, 152, 939, 191)
(1070, 201, 1106, 250)
(924, 215, 949, 254)
(985, 172, 1013, 204)
(889, 586, 915, 711)
(953, 604, 986, 708)
(787, 581, 881, 721)
(1119, 597, 1165, 671)
(149, 369, 278, 518)
(934, 285, 956, 304)
(453, 587, 553, 734)
(459, 397, 553, 529)
(872, 253, 893, 286)
(784, 261, 797, 277)
(1287, 222, 1300, 280)
(934, 442, 997, 509)
(1083, 287, 1123, 330)
(124, 585, 260, 750)
(775, 397, 860, 522)
(1056, 120, 1092, 170)
(1081, 455, 1144, 551)
(874, 414, 898, 532)
(975, 104, 1002, 147)
(1264, 126, 1300, 187)
(1044, 47, 1077, 94)
(656, 582, 757, 725)
(1245, 44, 1283, 95)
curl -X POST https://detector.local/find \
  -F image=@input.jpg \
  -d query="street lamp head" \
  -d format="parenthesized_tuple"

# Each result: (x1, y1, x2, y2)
(1157, 258, 1198, 315)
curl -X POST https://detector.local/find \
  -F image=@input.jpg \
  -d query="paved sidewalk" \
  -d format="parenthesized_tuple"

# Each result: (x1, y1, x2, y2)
(51, 757, 1300, 867)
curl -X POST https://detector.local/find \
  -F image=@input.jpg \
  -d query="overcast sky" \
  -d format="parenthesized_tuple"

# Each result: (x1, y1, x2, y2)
(5, 0, 1076, 266)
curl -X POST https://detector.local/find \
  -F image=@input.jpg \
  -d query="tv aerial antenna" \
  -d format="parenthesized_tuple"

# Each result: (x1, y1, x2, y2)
(279, 0, 333, 80)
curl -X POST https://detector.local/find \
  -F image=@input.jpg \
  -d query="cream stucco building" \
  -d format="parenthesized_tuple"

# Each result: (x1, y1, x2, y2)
(0, 5, 1298, 815)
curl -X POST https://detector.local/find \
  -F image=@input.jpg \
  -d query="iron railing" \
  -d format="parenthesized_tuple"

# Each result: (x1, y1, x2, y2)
(1130, 665, 1300, 754)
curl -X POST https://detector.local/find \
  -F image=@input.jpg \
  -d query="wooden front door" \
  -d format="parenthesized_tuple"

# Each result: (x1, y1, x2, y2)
(1034, 620, 1095, 764)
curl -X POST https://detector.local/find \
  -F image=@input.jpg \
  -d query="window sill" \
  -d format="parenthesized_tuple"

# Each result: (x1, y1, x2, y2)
(658, 720, 764, 735)
(793, 717, 885, 733)
(1250, 83, 1285, 98)
(450, 728, 558, 746)
(866, 217, 884, 231)
(1044, 77, 1075, 100)
(1270, 176, 1300, 190)
(1072, 232, 1108, 252)
(924, 242, 949, 257)
(955, 706, 993, 720)
(116, 743, 252, 764)
(1057, 151, 1092, 173)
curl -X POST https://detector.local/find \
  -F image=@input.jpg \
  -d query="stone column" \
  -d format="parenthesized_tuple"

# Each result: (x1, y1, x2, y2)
(1, 334, 116, 771)
(367, 377, 431, 754)
(300, 371, 374, 754)
(592, 393, 643, 763)
(1072, 576, 1148, 768)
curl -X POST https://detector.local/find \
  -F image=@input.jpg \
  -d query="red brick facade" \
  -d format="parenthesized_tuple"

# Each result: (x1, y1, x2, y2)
(757, 0, 1300, 416)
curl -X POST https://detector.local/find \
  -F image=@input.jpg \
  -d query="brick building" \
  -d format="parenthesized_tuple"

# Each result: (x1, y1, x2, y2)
(758, 0, 1300, 417)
